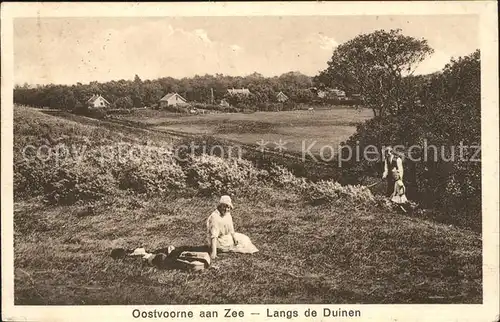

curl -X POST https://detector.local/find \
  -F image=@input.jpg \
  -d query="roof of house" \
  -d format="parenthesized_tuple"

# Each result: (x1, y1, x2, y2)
(227, 88, 251, 95)
(87, 94, 110, 104)
(317, 88, 346, 97)
(159, 92, 187, 102)
(277, 91, 288, 98)
(331, 89, 346, 95)
(318, 88, 345, 94)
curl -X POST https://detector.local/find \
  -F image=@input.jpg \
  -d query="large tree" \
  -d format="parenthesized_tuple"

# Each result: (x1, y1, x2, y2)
(315, 29, 434, 117)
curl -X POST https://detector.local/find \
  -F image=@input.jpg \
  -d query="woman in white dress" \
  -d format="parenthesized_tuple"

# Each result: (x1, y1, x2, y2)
(207, 195, 258, 259)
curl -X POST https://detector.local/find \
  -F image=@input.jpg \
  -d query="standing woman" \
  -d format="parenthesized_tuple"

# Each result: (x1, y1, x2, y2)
(382, 146, 404, 196)
(206, 195, 258, 259)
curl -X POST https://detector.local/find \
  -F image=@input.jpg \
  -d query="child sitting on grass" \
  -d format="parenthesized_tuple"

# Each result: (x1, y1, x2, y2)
(390, 168, 408, 205)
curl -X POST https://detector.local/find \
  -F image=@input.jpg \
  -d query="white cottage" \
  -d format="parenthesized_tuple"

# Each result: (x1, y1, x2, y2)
(227, 88, 251, 96)
(159, 92, 188, 108)
(276, 91, 289, 103)
(87, 94, 111, 108)
(317, 88, 346, 99)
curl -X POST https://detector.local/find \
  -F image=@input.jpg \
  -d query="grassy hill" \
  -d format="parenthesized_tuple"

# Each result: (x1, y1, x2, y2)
(13, 106, 481, 304)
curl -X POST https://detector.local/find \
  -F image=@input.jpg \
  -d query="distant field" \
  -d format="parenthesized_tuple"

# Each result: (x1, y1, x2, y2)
(117, 108, 374, 155)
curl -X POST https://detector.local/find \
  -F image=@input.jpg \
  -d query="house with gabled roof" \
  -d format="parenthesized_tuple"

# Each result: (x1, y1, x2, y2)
(227, 88, 251, 96)
(159, 92, 188, 108)
(87, 94, 111, 108)
(276, 91, 289, 103)
(317, 88, 346, 99)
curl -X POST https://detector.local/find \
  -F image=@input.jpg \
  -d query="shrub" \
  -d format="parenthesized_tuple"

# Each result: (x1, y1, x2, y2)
(118, 158, 186, 194)
(44, 161, 118, 205)
(304, 180, 375, 206)
(185, 154, 266, 195)
(14, 159, 54, 199)
(267, 163, 308, 189)
(86, 108, 108, 119)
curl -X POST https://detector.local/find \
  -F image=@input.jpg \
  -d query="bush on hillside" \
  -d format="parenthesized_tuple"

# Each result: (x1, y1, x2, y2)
(14, 159, 54, 199)
(118, 159, 186, 194)
(185, 154, 267, 195)
(304, 180, 375, 205)
(43, 161, 117, 205)
(265, 164, 376, 206)
(86, 108, 109, 119)
(267, 163, 308, 189)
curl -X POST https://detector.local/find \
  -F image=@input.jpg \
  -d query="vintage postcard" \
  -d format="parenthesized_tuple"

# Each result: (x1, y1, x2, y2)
(1, 1, 498, 322)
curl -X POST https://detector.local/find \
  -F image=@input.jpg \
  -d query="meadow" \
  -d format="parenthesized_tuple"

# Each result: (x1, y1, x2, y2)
(115, 108, 374, 155)
(13, 106, 482, 305)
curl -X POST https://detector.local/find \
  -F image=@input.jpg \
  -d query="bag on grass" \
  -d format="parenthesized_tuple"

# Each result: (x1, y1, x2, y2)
(176, 251, 211, 271)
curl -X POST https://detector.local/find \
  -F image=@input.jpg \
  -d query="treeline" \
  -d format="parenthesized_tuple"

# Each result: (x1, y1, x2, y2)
(13, 71, 359, 111)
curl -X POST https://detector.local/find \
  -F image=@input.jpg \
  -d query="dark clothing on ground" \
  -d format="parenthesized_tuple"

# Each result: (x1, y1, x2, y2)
(151, 245, 210, 269)
(386, 176, 396, 197)
(110, 245, 211, 270)
(384, 154, 401, 196)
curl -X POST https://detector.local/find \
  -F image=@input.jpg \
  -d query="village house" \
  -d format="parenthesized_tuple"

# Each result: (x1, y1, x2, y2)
(331, 89, 346, 98)
(227, 88, 251, 96)
(87, 94, 111, 108)
(276, 91, 289, 103)
(159, 92, 188, 108)
(317, 88, 346, 99)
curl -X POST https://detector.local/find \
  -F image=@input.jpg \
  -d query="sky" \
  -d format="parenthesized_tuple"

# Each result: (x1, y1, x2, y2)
(13, 15, 479, 85)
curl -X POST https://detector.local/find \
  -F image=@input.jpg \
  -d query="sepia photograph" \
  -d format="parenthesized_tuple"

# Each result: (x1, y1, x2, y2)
(1, 2, 499, 321)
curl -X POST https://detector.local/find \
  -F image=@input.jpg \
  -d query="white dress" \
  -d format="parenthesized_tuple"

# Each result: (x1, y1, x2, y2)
(206, 209, 258, 254)
(391, 179, 408, 204)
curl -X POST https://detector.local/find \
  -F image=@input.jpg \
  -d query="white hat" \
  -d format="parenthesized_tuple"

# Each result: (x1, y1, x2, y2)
(219, 195, 234, 209)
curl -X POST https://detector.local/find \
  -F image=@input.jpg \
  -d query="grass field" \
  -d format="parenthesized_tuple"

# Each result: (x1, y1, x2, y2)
(116, 108, 374, 155)
(14, 190, 482, 305)
(13, 106, 482, 305)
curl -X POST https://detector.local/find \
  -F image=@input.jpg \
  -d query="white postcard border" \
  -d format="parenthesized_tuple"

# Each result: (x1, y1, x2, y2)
(1, 2, 498, 322)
